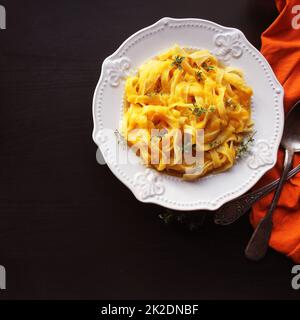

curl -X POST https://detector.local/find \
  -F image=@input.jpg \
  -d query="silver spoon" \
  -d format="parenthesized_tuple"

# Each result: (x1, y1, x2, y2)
(214, 163, 300, 225)
(245, 100, 300, 261)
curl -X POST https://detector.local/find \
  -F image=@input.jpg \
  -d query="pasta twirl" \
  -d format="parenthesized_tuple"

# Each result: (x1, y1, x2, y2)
(121, 45, 253, 180)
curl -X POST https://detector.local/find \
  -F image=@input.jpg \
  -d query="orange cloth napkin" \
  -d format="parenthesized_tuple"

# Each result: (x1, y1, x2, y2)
(250, 0, 300, 262)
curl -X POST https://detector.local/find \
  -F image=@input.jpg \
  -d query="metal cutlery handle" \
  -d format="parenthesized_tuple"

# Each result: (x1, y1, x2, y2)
(214, 163, 300, 225)
(245, 148, 294, 260)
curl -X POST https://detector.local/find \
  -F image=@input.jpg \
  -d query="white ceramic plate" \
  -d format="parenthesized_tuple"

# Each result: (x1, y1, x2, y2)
(92, 17, 284, 211)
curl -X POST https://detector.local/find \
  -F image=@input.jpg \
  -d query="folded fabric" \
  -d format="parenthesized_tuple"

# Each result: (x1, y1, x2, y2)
(250, 0, 300, 262)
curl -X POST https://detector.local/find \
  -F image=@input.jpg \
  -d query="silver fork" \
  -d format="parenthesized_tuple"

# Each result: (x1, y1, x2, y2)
(214, 164, 300, 225)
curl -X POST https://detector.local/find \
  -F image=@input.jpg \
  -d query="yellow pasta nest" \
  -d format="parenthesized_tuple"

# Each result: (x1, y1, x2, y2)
(121, 45, 253, 180)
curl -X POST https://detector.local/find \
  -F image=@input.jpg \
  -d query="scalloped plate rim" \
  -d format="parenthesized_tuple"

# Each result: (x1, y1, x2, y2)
(92, 17, 284, 211)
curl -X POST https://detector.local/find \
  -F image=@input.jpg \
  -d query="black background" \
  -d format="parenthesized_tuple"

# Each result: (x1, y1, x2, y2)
(0, 0, 299, 299)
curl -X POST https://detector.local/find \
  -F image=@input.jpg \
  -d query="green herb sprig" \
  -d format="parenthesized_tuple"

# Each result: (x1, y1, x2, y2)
(171, 56, 185, 70)
(159, 209, 207, 231)
(195, 71, 202, 81)
(192, 104, 216, 119)
(236, 131, 256, 159)
(202, 62, 215, 71)
(209, 140, 220, 149)
(192, 105, 207, 118)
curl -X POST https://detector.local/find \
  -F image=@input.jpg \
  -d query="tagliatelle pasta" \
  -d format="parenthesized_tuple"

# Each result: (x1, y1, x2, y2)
(121, 45, 253, 180)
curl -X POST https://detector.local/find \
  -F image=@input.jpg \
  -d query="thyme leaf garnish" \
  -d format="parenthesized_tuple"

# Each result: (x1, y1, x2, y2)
(195, 70, 202, 81)
(159, 209, 207, 231)
(192, 105, 206, 118)
(171, 56, 185, 70)
(209, 140, 220, 149)
(202, 62, 215, 71)
(192, 104, 215, 119)
(208, 105, 216, 112)
(236, 131, 256, 159)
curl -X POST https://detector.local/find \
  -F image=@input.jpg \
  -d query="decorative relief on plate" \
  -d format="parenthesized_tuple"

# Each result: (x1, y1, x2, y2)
(247, 140, 274, 169)
(214, 31, 243, 64)
(96, 131, 108, 145)
(134, 169, 165, 200)
(104, 57, 131, 87)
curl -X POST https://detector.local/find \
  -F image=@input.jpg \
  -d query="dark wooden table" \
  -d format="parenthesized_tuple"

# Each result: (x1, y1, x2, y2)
(0, 0, 299, 299)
